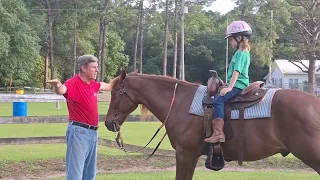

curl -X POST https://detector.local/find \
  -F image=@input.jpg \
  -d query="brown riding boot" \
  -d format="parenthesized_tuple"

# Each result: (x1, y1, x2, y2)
(204, 118, 225, 143)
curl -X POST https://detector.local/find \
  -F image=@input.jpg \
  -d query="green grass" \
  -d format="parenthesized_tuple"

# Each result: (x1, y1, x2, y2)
(0, 122, 173, 150)
(49, 171, 319, 180)
(0, 102, 141, 116)
(0, 144, 132, 162)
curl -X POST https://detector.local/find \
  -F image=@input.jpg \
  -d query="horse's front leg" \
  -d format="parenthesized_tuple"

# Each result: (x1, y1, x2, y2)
(175, 148, 199, 180)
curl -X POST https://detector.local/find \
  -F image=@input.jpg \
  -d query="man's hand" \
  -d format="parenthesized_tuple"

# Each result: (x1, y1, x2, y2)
(47, 79, 62, 88)
(99, 77, 118, 91)
(47, 79, 67, 95)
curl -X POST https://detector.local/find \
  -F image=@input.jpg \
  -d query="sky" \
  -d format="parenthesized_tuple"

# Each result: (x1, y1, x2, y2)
(205, 0, 237, 14)
(143, 0, 237, 14)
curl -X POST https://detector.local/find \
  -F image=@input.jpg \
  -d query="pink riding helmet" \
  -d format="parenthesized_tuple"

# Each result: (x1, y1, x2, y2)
(224, 21, 252, 39)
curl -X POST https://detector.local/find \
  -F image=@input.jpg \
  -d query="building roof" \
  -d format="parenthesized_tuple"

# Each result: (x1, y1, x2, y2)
(274, 59, 320, 75)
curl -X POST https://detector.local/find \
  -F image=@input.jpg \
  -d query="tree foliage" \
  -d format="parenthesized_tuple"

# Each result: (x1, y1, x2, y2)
(0, 0, 40, 86)
(1, 0, 318, 93)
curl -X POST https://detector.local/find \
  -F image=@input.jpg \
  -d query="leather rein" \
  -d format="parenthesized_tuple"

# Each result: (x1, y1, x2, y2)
(112, 80, 179, 159)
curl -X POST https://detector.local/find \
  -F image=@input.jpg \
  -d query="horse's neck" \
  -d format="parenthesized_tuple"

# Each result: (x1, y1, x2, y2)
(130, 76, 196, 123)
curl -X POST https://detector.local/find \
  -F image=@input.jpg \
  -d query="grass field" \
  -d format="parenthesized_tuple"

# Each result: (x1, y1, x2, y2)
(1, 97, 318, 179)
(0, 102, 141, 116)
(0, 144, 138, 162)
(0, 122, 172, 150)
(0, 121, 315, 179)
(49, 171, 319, 180)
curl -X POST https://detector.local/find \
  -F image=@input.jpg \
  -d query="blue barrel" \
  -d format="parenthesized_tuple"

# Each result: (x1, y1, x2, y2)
(13, 102, 28, 116)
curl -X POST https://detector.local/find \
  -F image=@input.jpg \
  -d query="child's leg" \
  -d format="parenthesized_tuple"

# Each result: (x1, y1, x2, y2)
(213, 87, 242, 119)
(204, 87, 242, 143)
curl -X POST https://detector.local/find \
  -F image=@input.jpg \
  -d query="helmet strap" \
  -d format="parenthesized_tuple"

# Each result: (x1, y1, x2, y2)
(233, 36, 244, 55)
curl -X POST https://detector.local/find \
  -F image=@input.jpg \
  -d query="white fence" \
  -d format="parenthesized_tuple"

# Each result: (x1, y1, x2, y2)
(268, 83, 320, 96)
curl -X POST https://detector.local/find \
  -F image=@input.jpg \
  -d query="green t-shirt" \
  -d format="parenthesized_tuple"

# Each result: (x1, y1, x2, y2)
(227, 50, 250, 89)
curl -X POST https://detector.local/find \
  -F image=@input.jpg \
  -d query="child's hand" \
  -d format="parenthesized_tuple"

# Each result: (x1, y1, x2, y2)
(220, 87, 232, 96)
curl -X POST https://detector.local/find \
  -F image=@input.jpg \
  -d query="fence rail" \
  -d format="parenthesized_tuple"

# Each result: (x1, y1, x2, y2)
(0, 86, 54, 94)
(0, 93, 110, 102)
(267, 82, 320, 95)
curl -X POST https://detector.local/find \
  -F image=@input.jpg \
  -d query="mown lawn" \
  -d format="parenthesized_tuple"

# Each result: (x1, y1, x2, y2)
(49, 171, 319, 180)
(0, 144, 135, 162)
(0, 122, 172, 150)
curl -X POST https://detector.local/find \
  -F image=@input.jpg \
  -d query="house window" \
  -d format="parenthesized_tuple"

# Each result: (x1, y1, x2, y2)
(289, 79, 293, 89)
(279, 78, 283, 88)
(289, 78, 299, 89)
(274, 78, 278, 86)
(294, 79, 299, 89)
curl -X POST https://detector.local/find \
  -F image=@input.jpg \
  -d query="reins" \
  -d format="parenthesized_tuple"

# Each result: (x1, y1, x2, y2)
(112, 80, 179, 160)
(140, 82, 179, 159)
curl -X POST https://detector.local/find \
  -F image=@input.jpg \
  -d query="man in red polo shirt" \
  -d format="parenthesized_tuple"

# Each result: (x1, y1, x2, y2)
(47, 55, 115, 180)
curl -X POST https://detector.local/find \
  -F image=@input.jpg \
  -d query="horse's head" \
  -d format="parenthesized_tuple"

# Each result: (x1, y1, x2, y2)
(105, 68, 139, 132)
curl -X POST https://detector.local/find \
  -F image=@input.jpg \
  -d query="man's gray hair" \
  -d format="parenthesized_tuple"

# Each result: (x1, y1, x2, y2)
(77, 55, 98, 72)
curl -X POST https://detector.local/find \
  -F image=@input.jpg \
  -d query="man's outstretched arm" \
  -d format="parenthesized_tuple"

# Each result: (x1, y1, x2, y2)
(47, 79, 67, 95)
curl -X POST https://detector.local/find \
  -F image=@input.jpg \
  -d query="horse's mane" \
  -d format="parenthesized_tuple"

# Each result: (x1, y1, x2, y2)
(109, 72, 201, 121)
(127, 72, 201, 87)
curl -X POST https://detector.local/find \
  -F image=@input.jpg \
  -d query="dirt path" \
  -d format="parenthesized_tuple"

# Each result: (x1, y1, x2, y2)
(0, 154, 315, 180)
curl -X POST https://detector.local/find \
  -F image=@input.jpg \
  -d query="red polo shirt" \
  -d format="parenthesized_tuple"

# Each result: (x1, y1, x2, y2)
(63, 75, 101, 126)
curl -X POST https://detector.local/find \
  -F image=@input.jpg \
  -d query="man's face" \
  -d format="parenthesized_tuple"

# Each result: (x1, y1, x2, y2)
(82, 62, 99, 80)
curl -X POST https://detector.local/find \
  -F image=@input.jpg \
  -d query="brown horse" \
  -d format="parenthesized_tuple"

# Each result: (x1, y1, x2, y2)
(105, 68, 320, 180)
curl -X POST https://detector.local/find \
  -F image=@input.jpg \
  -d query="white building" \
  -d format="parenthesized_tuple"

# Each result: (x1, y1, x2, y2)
(263, 59, 320, 94)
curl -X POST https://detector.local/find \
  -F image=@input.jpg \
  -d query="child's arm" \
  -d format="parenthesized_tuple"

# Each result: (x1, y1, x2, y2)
(220, 71, 239, 96)
(228, 71, 240, 89)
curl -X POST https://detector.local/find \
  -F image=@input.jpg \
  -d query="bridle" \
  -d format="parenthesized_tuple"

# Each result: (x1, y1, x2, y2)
(112, 79, 137, 152)
(110, 77, 179, 159)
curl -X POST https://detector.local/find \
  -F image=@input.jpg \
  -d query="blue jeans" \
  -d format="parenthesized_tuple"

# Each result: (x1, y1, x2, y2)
(213, 87, 242, 119)
(66, 122, 98, 180)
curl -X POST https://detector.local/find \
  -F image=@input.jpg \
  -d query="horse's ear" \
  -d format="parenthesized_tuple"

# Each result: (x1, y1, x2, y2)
(120, 67, 127, 81)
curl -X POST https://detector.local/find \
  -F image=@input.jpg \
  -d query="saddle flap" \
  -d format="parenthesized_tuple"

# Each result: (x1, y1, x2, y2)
(202, 95, 214, 106)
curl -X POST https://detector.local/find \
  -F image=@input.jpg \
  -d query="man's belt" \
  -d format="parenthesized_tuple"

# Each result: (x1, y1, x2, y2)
(70, 121, 98, 131)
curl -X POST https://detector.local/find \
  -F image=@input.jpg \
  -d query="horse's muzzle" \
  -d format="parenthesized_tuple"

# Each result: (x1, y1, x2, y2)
(105, 120, 120, 132)
(105, 121, 115, 132)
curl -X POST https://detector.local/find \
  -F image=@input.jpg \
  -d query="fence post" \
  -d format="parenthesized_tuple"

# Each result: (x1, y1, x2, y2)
(56, 102, 60, 109)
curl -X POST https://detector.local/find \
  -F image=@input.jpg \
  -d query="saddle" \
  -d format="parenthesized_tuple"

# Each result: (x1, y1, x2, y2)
(202, 70, 267, 171)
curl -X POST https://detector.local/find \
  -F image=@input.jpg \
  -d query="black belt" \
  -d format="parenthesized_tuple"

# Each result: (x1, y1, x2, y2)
(71, 121, 98, 131)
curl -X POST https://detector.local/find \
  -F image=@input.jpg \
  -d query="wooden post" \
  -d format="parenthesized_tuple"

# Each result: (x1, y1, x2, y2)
(56, 102, 60, 109)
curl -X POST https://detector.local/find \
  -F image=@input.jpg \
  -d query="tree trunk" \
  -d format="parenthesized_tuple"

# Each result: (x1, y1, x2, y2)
(139, 0, 144, 74)
(139, 23, 143, 74)
(173, 0, 178, 78)
(133, 10, 141, 72)
(47, 5, 54, 80)
(72, 9, 77, 76)
(308, 59, 316, 94)
(163, 0, 169, 76)
(179, 0, 185, 80)
(44, 0, 58, 80)
(44, 55, 49, 89)
(97, 0, 109, 81)
(100, 19, 107, 81)
(49, 21, 54, 79)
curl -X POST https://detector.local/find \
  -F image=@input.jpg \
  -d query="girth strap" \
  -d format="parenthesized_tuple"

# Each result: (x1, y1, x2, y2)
(204, 107, 213, 138)
(238, 108, 245, 166)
